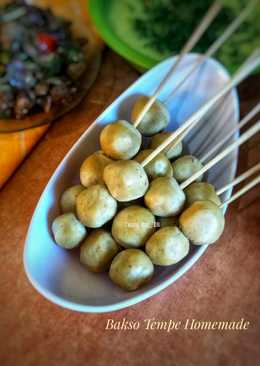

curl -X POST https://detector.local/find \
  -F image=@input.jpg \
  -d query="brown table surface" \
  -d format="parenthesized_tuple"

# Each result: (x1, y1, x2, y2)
(0, 50, 260, 366)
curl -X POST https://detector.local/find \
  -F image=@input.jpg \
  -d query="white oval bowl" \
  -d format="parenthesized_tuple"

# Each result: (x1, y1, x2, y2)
(24, 54, 239, 313)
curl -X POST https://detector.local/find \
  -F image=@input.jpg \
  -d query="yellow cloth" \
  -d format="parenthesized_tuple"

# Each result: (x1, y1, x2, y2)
(0, 126, 49, 188)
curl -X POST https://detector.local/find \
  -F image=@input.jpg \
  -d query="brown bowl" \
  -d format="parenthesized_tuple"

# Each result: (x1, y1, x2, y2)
(0, 0, 102, 133)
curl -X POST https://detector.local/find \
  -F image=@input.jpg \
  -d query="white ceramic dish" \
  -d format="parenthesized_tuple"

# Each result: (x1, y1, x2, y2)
(24, 54, 239, 313)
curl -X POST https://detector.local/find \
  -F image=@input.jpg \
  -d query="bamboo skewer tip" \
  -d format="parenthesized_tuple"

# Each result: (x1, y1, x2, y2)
(220, 175, 260, 208)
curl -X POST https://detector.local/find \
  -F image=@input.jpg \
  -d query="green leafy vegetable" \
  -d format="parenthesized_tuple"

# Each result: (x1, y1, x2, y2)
(131, 0, 260, 71)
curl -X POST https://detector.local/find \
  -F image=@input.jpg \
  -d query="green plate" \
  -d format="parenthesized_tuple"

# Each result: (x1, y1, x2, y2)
(88, 0, 259, 75)
(88, 0, 161, 71)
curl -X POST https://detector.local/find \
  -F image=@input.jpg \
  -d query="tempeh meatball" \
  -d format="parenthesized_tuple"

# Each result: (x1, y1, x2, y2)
(112, 205, 155, 248)
(76, 185, 117, 228)
(145, 226, 189, 265)
(131, 95, 170, 136)
(144, 177, 185, 217)
(80, 151, 113, 188)
(109, 249, 154, 291)
(80, 229, 120, 272)
(134, 149, 173, 180)
(103, 160, 149, 202)
(100, 120, 142, 160)
(172, 155, 203, 183)
(179, 200, 225, 245)
(52, 213, 86, 249)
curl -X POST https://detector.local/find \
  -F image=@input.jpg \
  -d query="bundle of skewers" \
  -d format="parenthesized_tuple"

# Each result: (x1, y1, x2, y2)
(51, 0, 260, 291)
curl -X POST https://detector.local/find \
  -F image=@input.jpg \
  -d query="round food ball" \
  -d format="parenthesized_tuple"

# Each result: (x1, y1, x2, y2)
(145, 177, 185, 217)
(134, 149, 173, 180)
(184, 182, 221, 207)
(60, 185, 85, 213)
(131, 95, 170, 136)
(172, 155, 203, 183)
(145, 226, 189, 266)
(103, 160, 149, 202)
(179, 200, 225, 245)
(109, 249, 154, 291)
(52, 213, 86, 249)
(80, 229, 120, 272)
(76, 184, 117, 228)
(150, 132, 183, 160)
(157, 216, 179, 228)
(80, 151, 113, 188)
(112, 205, 155, 248)
(100, 120, 142, 160)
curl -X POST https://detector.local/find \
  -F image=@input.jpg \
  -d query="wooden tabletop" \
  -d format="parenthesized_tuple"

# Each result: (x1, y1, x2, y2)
(0, 50, 259, 366)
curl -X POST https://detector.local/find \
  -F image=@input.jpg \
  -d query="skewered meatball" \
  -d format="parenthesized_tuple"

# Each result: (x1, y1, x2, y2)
(80, 229, 120, 272)
(103, 160, 149, 202)
(144, 177, 185, 217)
(179, 200, 225, 245)
(134, 149, 173, 180)
(184, 182, 221, 207)
(112, 205, 155, 248)
(52, 213, 86, 249)
(100, 120, 142, 160)
(60, 185, 84, 213)
(145, 226, 189, 266)
(131, 95, 170, 136)
(150, 131, 183, 160)
(172, 155, 203, 183)
(76, 185, 117, 228)
(109, 249, 154, 291)
(80, 151, 113, 188)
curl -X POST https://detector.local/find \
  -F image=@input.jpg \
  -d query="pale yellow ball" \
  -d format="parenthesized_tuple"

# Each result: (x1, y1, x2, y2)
(179, 200, 225, 245)
(100, 120, 142, 160)
(52, 213, 87, 249)
(172, 155, 203, 183)
(134, 149, 173, 180)
(145, 226, 189, 265)
(60, 185, 85, 213)
(131, 95, 170, 136)
(76, 185, 117, 228)
(103, 160, 149, 202)
(144, 177, 185, 217)
(80, 229, 120, 272)
(150, 132, 183, 160)
(109, 249, 154, 291)
(184, 182, 221, 207)
(112, 205, 155, 248)
(80, 151, 113, 188)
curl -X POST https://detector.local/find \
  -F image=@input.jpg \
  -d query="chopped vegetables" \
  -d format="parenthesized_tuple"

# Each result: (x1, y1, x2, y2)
(0, 1, 88, 119)
(37, 32, 58, 53)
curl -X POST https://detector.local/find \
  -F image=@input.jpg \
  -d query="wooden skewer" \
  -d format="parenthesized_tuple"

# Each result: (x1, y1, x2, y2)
(217, 162, 260, 196)
(201, 103, 260, 163)
(168, 117, 198, 150)
(133, 1, 222, 128)
(219, 175, 260, 208)
(164, 0, 258, 104)
(180, 121, 260, 190)
(141, 50, 260, 168)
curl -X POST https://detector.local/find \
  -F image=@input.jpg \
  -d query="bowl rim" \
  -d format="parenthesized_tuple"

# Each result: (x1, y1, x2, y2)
(23, 54, 240, 313)
(88, 0, 159, 70)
